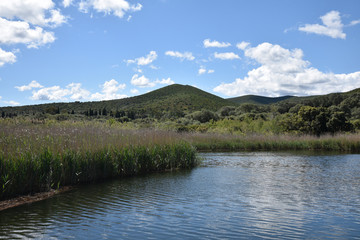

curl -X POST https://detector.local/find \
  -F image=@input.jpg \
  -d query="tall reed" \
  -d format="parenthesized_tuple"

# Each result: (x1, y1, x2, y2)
(0, 121, 198, 200)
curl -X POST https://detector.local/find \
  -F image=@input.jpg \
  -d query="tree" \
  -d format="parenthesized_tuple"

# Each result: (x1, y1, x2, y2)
(190, 110, 219, 123)
(327, 111, 353, 133)
(218, 106, 235, 117)
(102, 107, 107, 116)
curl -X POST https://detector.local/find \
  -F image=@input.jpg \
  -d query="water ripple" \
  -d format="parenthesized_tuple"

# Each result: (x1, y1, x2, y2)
(1, 152, 360, 239)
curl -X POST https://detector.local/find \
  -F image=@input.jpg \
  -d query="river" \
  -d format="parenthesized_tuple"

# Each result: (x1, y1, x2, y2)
(1, 152, 360, 239)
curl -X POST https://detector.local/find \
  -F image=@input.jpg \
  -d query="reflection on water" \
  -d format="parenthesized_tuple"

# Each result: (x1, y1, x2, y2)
(1, 152, 360, 239)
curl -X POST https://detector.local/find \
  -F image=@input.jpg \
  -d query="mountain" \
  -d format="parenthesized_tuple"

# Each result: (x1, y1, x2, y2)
(0, 84, 236, 117)
(228, 95, 294, 105)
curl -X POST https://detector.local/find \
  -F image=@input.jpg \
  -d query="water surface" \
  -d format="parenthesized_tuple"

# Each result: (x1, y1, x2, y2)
(1, 152, 360, 239)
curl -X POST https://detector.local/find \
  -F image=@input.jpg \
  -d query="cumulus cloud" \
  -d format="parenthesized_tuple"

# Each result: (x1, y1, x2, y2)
(79, 0, 142, 18)
(28, 80, 127, 101)
(203, 39, 231, 48)
(91, 79, 127, 100)
(165, 51, 195, 61)
(0, 48, 16, 66)
(0, 0, 66, 27)
(31, 83, 91, 101)
(15, 80, 43, 91)
(126, 51, 157, 66)
(299, 11, 346, 39)
(31, 86, 70, 101)
(130, 74, 155, 88)
(214, 42, 360, 97)
(214, 52, 240, 60)
(0, 0, 66, 66)
(0, 18, 56, 48)
(67, 83, 91, 100)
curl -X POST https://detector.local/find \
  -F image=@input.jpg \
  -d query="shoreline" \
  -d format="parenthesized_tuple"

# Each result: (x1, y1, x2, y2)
(0, 186, 73, 212)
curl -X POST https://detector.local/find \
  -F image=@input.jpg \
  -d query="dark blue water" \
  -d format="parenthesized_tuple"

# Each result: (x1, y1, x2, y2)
(1, 152, 360, 239)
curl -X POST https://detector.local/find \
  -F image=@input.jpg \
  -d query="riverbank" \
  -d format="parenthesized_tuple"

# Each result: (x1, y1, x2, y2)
(0, 186, 73, 212)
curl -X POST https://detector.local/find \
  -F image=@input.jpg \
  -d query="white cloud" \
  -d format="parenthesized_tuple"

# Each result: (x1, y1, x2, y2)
(2, 100, 20, 106)
(0, 0, 66, 27)
(79, 0, 142, 18)
(130, 75, 173, 88)
(214, 52, 240, 60)
(198, 67, 206, 75)
(30, 83, 89, 101)
(15, 80, 43, 91)
(165, 51, 195, 61)
(130, 74, 155, 88)
(0, 48, 16, 66)
(214, 42, 360, 97)
(236, 41, 250, 50)
(198, 66, 214, 75)
(63, 0, 74, 8)
(203, 39, 231, 48)
(67, 83, 91, 100)
(0, 18, 56, 48)
(0, 100, 20, 106)
(126, 51, 157, 66)
(29, 80, 126, 101)
(299, 11, 346, 39)
(130, 88, 139, 94)
(349, 19, 360, 26)
(155, 77, 175, 85)
(31, 86, 69, 101)
(0, 96, 19, 106)
(91, 79, 127, 100)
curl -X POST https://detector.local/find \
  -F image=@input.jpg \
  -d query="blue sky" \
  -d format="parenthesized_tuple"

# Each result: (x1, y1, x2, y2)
(0, 0, 360, 106)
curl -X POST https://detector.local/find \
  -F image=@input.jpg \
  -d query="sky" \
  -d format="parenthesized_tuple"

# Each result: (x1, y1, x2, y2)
(0, 0, 360, 107)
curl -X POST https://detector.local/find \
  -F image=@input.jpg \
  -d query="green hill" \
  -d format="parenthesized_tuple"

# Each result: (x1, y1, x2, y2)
(0, 84, 236, 118)
(228, 95, 294, 105)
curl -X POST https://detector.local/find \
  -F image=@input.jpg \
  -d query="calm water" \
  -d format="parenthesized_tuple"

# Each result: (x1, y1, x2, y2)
(1, 152, 360, 239)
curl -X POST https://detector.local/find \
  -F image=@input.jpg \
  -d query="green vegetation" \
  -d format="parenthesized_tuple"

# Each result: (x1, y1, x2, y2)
(1, 84, 360, 135)
(0, 121, 198, 200)
(1, 84, 360, 201)
(228, 95, 294, 105)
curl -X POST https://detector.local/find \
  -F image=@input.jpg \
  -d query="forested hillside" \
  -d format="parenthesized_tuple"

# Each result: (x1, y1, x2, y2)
(1, 84, 360, 135)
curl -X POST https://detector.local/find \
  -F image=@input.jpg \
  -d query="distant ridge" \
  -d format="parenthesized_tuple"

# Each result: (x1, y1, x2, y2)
(228, 95, 294, 105)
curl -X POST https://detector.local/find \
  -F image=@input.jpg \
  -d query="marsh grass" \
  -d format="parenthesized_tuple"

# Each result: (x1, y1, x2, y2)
(0, 120, 197, 200)
(1, 119, 360, 200)
(183, 132, 360, 152)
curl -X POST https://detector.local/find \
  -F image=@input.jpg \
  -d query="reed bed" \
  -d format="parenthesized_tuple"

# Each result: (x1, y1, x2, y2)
(183, 132, 360, 152)
(0, 121, 197, 200)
